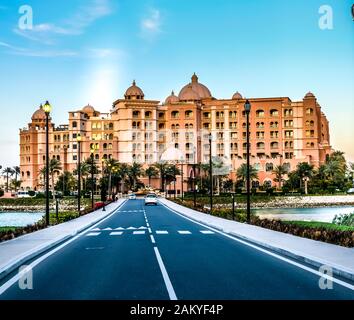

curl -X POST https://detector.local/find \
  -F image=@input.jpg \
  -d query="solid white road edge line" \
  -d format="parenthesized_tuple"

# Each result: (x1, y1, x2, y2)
(0, 200, 128, 296)
(159, 201, 354, 291)
(153, 247, 177, 300)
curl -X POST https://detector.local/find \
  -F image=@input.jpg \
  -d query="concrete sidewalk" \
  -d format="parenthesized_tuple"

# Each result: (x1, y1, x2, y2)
(160, 199, 354, 282)
(0, 199, 126, 280)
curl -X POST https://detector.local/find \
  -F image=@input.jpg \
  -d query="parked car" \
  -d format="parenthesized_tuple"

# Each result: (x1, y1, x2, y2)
(129, 193, 137, 200)
(347, 188, 354, 194)
(144, 193, 158, 206)
(17, 191, 31, 198)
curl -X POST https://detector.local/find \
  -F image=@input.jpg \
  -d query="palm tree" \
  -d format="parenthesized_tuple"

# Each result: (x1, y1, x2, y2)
(272, 164, 288, 189)
(41, 159, 62, 197)
(74, 159, 98, 194)
(128, 162, 143, 191)
(11, 179, 22, 192)
(236, 164, 258, 186)
(153, 162, 168, 190)
(55, 171, 76, 195)
(115, 163, 129, 193)
(165, 164, 181, 197)
(2, 167, 14, 192)
(13, 166, 20, 181)
(145, 166, 159, 187)
(295, 162, 314, 194)
(38, 167, 46, 188)
(104, 158, 119, 198)
(323, 159, 345, 181)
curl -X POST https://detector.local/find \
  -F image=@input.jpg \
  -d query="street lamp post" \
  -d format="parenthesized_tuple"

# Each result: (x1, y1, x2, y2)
(231, 192, 235, 220)
(77, 134, 82, 216)
(43, 101, 52, 226)
(193, 147, 197, 208)
(244, 99, 251, 223)
(102, 160, 106, 212)
(208, 133, 213, 214)
(90, 146, 95, 209)
(180, 160, 184, 201)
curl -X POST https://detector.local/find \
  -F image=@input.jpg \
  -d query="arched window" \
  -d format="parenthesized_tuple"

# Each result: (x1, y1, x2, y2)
(229, 111, 237, 118)
(133, 111, 140, 118)
(95, 154, 99, 160)
(266, 163, 274, 172)
(270, 109, 279, 117)
(185, 110, 193, 118)
(257, 142, 265, 149)
(256, 109, 265, 117)
(159, 123, 165, 129)
(263, 180, 272, 188)
(270, 142, 279, 149)
(306, 108, 314, 115)
(252, 181, 260, 188)
(171, 111, 179, 119)
(109, 123, 113, 130)
(109, 134, 113, 140)
(103, 143, 107, 150)
(145, 111, 152, 118)
(72, 121, 77, 128)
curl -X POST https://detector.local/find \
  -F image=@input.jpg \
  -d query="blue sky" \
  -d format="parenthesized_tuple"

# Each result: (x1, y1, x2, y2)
(0, 0, 353, 167)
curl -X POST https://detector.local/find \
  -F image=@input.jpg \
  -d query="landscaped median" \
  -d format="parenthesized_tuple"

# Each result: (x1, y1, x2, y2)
(0, 199, 127, 281)
(159, 198, 354, 282)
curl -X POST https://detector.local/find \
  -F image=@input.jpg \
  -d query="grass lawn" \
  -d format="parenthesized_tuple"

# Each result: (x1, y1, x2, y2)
(283, 220, 354, 232)
(0, 227, 19, 232)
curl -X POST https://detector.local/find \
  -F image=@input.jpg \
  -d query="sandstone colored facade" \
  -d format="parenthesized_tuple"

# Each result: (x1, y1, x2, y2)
(19, 74, 332, 192)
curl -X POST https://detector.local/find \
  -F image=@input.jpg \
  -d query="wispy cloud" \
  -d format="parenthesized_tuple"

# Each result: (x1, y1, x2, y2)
(141, 9, 162, 39)
(0, 41, 77, 57)
(14, 0, 113, 43)
(0, 41, 122, 59)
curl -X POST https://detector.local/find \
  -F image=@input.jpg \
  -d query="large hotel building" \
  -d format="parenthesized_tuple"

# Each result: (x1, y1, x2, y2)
(19, 73, 332, 191)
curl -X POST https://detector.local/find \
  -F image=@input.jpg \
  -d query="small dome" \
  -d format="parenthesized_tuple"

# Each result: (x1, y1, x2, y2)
(178, 73, 212, 101)
(31, 104, 46, 121)
(160, 147, 185, 162)
(179, 85, 201, 101)
(305, 92, 315, 99)
(165, 91, 180, 104)
(82, 104, 95, 114)
(125, 80, 144, 100)
(232, 91, 243, 99)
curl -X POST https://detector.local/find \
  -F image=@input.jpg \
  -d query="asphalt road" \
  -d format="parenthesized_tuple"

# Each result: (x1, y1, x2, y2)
(0, 199, 353, 300)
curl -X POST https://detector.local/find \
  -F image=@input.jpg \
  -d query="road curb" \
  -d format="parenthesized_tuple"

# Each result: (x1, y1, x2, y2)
(160, 199, 354, 283)
(0, 200, 127, 281)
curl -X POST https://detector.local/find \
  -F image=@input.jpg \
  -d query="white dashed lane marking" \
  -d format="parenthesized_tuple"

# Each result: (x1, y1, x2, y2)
(177, 231, 192, 235)
(133, 231, 146, 235)
(110, 232, 123, 236)
(155, 231, 169, 234)
(86, 232, 101, 237)
(200, 230, 215, 234)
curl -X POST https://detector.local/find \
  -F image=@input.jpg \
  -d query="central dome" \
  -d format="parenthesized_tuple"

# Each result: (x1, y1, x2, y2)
(125, 80, 145, 100)
(178, 73, 212, 101)
(32, 104, 46, 121)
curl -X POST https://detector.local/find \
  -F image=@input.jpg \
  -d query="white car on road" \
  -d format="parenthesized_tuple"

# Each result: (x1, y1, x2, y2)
(144, 193, 158, 206)
(129, 193, 137, 200)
